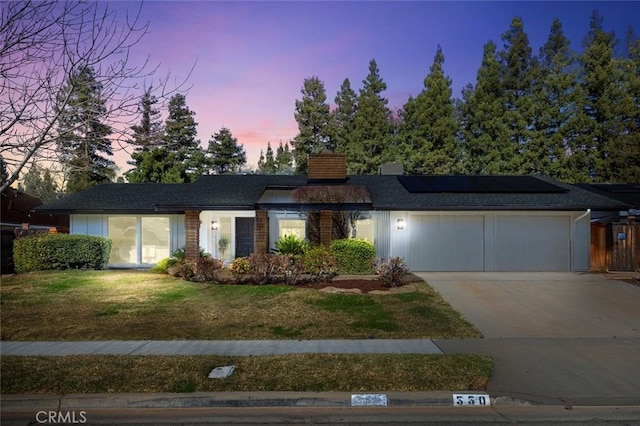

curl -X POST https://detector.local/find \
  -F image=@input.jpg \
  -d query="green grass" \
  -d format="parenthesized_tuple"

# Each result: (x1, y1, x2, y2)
(1, 354, 493, 394)
(0, 270, 481, 340)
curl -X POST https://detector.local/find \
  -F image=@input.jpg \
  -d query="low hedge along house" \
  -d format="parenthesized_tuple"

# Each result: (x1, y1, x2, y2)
(36, 152, 626, 272)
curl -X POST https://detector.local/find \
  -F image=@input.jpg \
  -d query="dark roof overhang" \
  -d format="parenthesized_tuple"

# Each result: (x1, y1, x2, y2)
(258, 202, 374, 211)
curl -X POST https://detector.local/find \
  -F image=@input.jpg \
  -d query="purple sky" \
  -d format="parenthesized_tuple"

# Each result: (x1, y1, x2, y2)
(113, 1, 639, 172)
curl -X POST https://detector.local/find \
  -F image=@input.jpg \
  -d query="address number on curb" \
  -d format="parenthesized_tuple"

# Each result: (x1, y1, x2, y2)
(452, 394, 491, 407)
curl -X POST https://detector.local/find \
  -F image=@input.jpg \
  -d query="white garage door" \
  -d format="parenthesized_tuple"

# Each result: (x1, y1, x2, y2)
(408, 213, 572, 271)
(409, 214, 484, 271)
(493, 214, 571, 271)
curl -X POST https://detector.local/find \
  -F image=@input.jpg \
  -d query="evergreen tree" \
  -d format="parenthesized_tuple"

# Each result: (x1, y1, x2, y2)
(578, 11, 628, 182)
(257, 142, 277, 174)
(56, 67, 115, 193)
(332, 78, 358, 155)
(398, 45, 458, 174)
(532, 19, 587, 182)
(500, 17, 534, 174)
(206, 127, 247, 174)
(275, 141, 294, 174)
(129, 87, 164, 152)
(125, 148, 185, 183)
(351, 59, 395, 174)
(20, 164, 58, 202)
(291, 77, 335, 174)
(460, 42, 511, 174)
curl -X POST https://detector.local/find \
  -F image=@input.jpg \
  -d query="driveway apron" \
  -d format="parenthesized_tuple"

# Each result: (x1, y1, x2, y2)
(417, 272, 640, 406)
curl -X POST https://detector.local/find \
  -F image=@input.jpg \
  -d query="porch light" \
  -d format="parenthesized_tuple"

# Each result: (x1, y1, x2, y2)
(396, 218, 406, 230)
(211, 220, 219, 231)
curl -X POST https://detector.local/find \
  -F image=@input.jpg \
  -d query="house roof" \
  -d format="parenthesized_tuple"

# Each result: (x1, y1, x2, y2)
(573, 183, 640, 209)
(35, 175, 628, 214)
(1, 187, 69, 228)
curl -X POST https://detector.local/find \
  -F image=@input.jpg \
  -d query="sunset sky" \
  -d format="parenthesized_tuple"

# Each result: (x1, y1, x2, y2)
(112, 1, 638, 172)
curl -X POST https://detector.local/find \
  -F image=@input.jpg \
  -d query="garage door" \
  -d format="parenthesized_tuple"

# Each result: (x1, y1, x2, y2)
(409, 214, 484, 271)
(493, 214, 571, 271)
(408, 213, 572, 272)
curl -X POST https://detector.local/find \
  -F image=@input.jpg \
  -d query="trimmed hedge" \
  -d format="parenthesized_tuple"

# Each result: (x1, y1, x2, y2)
(330, 238, 376, 275)
(13, 234, 112, 273)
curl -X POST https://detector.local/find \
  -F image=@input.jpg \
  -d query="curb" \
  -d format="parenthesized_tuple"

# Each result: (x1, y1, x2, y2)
(1, 391, 471, 410)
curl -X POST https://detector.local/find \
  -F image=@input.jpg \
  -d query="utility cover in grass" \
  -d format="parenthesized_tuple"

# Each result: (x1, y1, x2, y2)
(351, 394, 388, 406)
(208, 366, 236, 379)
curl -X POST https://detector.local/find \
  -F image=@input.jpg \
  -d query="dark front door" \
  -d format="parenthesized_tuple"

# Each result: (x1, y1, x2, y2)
(235, 217, 255, 258)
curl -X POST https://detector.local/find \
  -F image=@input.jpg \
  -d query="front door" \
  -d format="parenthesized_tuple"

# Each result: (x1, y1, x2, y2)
(235, 217, 254, 257)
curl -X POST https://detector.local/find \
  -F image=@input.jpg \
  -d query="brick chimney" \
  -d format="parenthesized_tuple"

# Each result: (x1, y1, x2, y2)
(307, 151, 347, 180)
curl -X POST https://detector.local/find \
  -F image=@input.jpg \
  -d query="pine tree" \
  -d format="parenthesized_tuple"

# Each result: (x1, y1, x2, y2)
(163, 94, 205, 182)
(257, 142, 276, 174)
(206, 127, 247, 174)
(332, 78, 358, 155)
(129, 87, 164, 152)
(56, 67, 115, 193)
(125, 148, 185, 183)
(291, 77, 335, 174)
(578, 11, 628, 182)
(20, 164, 58, 202)
(351, 60, 395, 174)
(275, 141, 294, 174)
(398, 45, 458, 174)
(500, 17, 534, 174)
(532, 19, 587, 182)
(460, 42, 511, 174)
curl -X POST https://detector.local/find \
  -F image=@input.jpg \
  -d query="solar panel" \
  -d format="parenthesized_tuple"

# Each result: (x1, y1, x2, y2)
(398, 176, 568, 194)
(591, 183, 640, 193)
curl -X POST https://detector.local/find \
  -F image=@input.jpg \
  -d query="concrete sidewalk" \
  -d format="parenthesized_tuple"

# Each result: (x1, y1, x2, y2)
(0, 339, 442, 356)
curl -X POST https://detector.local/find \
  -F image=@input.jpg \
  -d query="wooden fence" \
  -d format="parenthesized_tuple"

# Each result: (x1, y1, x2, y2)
(591, 221, 640, 272)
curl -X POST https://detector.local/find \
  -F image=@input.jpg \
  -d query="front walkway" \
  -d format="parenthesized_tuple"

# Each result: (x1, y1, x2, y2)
(0, 339, 442, 356)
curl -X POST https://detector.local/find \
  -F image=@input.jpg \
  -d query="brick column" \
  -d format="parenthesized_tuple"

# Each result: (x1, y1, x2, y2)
(255, 210, 269, 255)
(184, 210, 202, 261)
(319, 210, 333, 249)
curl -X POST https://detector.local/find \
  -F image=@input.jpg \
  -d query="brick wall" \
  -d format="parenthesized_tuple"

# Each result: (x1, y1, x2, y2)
(308, 152, 346, 180)
(184, 210, 201, 261)
(319, 210, 333, 249)
(255, 210, 269, 254)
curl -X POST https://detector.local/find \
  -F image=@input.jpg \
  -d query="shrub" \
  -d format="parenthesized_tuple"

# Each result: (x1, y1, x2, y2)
(377, 257, 409, 288)
(170, 247, 210, 261)
(247, 253, 280, 285)
(330, 239, 376, 275)
(193, 257, 224, 283)
(150, 257, 171, 273)
(273, 234, 309, 256)
(229, 257, 250, 283)
(13, 234, 111, 273)
(275, 254, 305, 285)
(304, 246, 338, 283)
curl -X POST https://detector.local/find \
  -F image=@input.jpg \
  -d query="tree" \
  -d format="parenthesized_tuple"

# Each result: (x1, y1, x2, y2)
(257, 142, 276, 174)
(291, 77, 335, 174)
(332, 78, 358, 156)
(531, 19, 587, 182)
(0, 156, 8, 185)
(129, 87, 164, 152)
(351, 59, 395, 174)
(163, 94, 205, 181)
(460, 41, 511, 174)
(205, 127, 247, 174)
(398, 45, 458, 174)
(56, 67, 115, 193)
(0, 1, 178, 193)
(275, 141, 294, 174)
(20, 164, 58, 202)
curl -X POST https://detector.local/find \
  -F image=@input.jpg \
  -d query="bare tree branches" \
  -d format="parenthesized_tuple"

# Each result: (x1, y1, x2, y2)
(0, 1, 189, 192)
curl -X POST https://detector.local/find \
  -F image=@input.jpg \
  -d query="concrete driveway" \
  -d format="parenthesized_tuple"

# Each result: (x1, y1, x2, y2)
(416, 272, 640, 405)
(415, 272, 640, 338)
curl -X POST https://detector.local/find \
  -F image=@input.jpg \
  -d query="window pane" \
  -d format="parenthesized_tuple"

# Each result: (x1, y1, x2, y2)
(141, 217, 170, 264)
(280, 219, 305, 239)
(356, 219, 374, 242)
(108, 217, 137, 264)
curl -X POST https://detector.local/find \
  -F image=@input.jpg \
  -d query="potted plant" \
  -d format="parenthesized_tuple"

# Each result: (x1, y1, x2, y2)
(218, 237, 229, 258)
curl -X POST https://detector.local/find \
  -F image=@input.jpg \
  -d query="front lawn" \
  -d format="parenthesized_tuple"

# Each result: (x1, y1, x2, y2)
(0, 270, 481, 340)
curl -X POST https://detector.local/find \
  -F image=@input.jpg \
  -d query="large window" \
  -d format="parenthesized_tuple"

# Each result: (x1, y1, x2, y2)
(109, 216, 170, 265)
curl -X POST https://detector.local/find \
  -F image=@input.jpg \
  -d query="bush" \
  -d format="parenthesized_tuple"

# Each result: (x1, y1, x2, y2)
(150, 257, 171, 273)
(377, 257, 409, 288)
(273, 234, 309, 256)
(247, 253, 280, 285)
(275, 254, 305, 285)
(193, 257, 224, 283)
(304, 246, 338, 283)
(330, 239, 376, 275)
(13, 234, 111, 273)
(229, 257, 250, 283)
